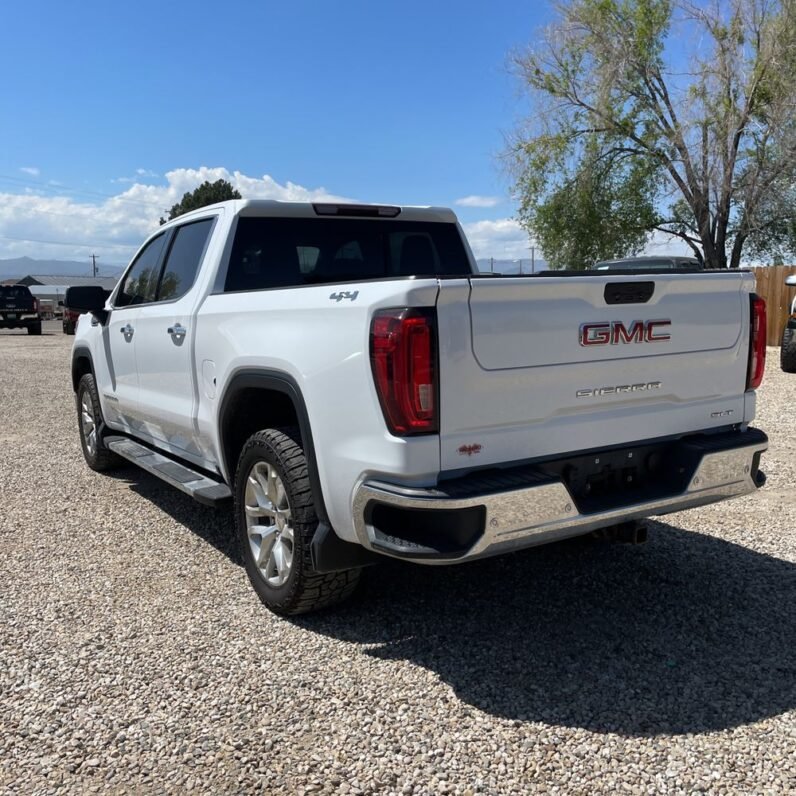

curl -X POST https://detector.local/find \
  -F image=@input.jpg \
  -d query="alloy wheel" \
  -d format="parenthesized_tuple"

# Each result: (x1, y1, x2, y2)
(244, 460, 295, 587)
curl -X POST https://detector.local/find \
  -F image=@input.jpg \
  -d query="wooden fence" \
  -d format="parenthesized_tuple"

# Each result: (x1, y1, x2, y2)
(749, 265, 796, 346)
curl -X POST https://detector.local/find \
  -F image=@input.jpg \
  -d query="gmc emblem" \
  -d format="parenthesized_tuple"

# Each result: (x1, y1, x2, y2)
(579, 319, 671, 346)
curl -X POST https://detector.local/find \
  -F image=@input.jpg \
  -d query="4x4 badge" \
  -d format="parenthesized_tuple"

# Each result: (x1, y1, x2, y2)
(329, 290, 359, 302)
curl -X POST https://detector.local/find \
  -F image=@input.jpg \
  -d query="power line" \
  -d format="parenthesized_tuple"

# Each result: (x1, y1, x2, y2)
(0, 173, 166, 210)
(0, 202, 156, 225)
(0, 233, 137, 251)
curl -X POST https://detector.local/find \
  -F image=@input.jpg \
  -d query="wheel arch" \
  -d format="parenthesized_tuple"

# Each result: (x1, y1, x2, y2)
(71, 345, 94, 392)
(217, 369, 329, 523)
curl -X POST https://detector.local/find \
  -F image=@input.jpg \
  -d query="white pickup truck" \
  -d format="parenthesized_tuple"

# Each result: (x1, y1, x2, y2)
(68, 200, 768, 614)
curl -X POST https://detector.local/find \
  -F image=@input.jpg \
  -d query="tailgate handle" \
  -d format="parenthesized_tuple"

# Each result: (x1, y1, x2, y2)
(604, 281, 655, 305)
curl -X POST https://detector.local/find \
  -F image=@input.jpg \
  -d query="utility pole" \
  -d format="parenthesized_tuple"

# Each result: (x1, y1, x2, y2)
(490, 257, 494, 273)
(90, 253, 99, 277)
(530, 244, 536, 274)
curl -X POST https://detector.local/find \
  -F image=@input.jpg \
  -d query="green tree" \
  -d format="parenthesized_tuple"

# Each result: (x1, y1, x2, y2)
(161, 179, 242, 224)
(508, 0, 796, 269)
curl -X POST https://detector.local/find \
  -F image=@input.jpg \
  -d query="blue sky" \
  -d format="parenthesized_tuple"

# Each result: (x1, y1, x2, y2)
(0, 0, 563, 264)
(1, 0, 692, 268)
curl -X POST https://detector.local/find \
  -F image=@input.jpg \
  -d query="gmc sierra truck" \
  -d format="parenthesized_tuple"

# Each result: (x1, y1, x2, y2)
(67, 200, 769, 615)
(0, 285, 42, 335)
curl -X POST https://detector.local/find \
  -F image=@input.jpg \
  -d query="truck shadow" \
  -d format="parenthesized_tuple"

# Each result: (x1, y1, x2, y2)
(108, 466, 241, 564)
(300, 522, 795, 737)
(112, 468, 795, 737)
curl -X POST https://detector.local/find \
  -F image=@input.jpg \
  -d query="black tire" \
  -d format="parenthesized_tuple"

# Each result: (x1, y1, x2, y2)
(64, 321, 76, 335)
(76, 373, 122, 472)
(781, 327, 796, 373)
(234, 427, 360, 615)
(27, 321, 42, 335)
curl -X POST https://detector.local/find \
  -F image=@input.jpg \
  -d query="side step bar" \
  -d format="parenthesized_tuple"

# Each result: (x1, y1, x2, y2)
(105, 436, 232, 507)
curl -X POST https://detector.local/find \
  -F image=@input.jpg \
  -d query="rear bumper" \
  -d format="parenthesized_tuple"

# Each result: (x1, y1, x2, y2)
(352, 428, 768, 564)
(0, 313, 39, 327)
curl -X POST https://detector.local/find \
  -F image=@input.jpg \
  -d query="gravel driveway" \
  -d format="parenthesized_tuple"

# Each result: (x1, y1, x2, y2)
(1, 326, 794, 794)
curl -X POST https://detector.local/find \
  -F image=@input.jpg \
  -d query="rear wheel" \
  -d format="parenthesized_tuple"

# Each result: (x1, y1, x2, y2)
(27, 321, 42, 335)
(76, 373, 122, 471)
(64, 320, 76, 335)
(234, 427, 360, 615)
(781, 327, 796, 373)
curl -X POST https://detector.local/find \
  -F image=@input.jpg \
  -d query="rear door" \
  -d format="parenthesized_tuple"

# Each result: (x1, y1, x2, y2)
(133, 216, 216, 459)
(436, 272, 754, 471)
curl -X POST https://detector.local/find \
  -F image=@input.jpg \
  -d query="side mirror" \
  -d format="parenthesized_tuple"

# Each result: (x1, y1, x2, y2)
(57, 300, 64, 307)
(785, 274, 796, 287)
(65, 286, 109, 324)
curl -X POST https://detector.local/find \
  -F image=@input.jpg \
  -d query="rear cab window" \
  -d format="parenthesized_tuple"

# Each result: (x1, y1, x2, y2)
(223, 217, 470, 292)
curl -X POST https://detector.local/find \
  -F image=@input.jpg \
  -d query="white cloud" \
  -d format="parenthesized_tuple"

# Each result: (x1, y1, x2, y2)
(461, 218, 532, 259)
(0, 166, 355, 263)
(136, 168, 158, 177)
(455, 195, 502, 208)
(20, 166, 40, 176)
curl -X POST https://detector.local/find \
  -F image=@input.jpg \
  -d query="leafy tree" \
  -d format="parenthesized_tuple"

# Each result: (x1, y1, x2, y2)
(508, 0, 796, 268)
(161, 179, 242, 224)
(528, 135, 660, 268)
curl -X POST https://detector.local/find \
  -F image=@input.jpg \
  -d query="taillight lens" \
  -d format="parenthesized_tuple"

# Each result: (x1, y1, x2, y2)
(370, 308, 438, 435)
(747, 295, 766, 390)
(33, 298, 39, 314)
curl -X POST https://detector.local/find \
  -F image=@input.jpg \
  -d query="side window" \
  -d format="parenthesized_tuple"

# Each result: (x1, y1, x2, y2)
(116, 234, 167, 307)
(157, 219, 214, 301)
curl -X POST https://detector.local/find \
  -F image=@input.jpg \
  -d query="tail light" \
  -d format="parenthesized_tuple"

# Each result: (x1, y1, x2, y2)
(747, 294, 766, 390)
(33, 298, 39, 314)
(370, 308, 438, 435)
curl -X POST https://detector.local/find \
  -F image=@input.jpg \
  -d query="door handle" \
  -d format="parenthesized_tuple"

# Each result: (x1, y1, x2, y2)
(167, 324, 187, 338)
(120, 324, 134, 337)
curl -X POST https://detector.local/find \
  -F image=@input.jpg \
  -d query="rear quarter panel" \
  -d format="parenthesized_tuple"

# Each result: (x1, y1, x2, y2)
(195, 280, 443, 543)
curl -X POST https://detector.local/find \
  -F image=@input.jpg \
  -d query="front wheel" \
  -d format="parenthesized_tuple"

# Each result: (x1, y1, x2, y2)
(234, 427, 360, 615)
(76, 373, 122, 471)
(781, 327, 796, 373)
(27, 321, 42, 335)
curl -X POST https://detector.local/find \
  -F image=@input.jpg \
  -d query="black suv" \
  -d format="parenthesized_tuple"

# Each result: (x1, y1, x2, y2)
(0, 285, 42, 335)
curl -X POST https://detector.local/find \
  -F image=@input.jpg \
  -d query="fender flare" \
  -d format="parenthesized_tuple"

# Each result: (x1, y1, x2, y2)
(217, 368, 329, 524)
(71, 344, 95, 392)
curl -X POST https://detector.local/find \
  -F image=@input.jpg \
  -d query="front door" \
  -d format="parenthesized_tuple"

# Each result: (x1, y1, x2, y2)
(99, 232, 168, 429)
(101, 306, 140, 427)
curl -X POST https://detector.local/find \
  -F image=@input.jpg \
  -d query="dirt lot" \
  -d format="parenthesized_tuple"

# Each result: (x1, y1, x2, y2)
(1, 326, 794, 794)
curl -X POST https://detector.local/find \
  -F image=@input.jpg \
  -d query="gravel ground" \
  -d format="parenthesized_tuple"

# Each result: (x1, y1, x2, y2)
(1, 324, 794, 795)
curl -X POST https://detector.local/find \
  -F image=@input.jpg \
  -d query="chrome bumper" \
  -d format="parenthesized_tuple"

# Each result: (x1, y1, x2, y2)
(352, 434, 767, 564)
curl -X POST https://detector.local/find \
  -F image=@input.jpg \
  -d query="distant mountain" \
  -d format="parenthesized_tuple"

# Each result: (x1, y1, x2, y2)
(476, 257, 549, 275)
(0, 256, 124, 281)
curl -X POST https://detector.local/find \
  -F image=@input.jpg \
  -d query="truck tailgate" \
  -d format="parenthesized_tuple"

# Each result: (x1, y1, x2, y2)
(436, 272, 754, 472)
